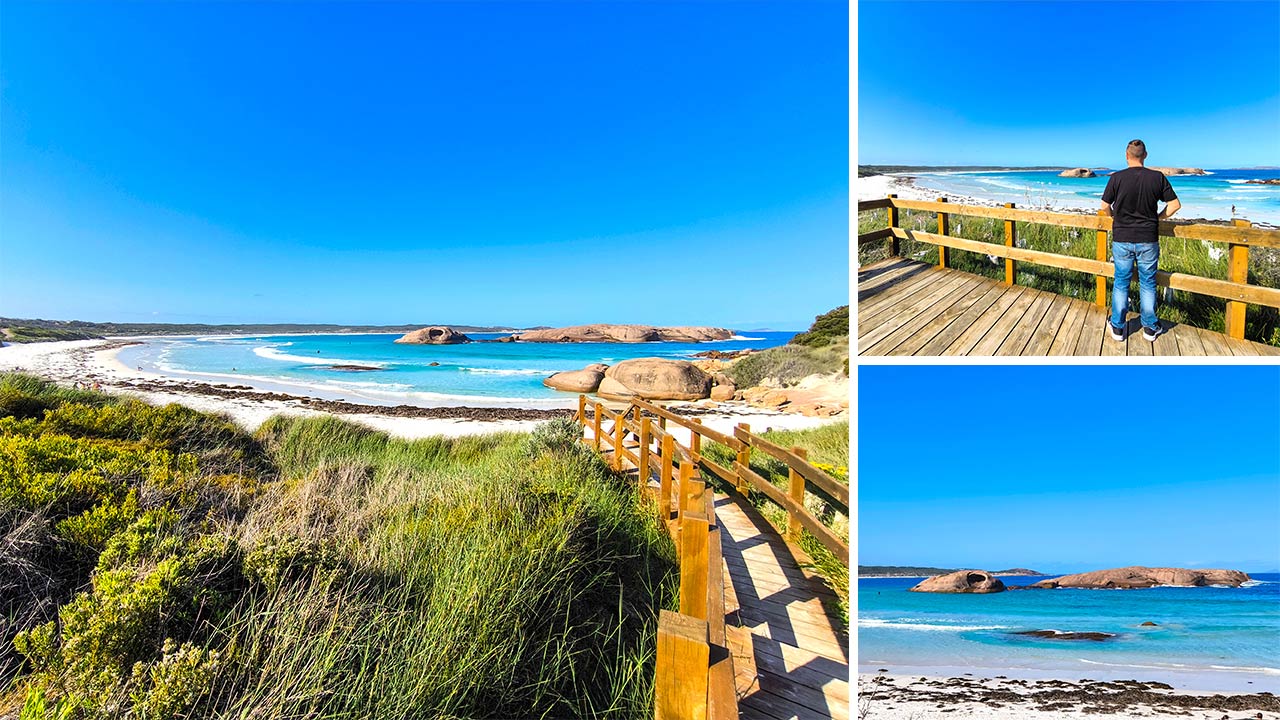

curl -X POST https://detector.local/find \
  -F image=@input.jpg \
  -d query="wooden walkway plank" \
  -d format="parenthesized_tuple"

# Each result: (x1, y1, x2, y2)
(967, 286, 1041, 356)
(941, 284, 1028, 355)
(860, 274, 988, 353)
(859, 259, 1280, 356)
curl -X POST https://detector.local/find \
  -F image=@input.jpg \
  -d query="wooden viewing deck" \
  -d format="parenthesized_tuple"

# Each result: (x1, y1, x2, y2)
(575, 397, 849, 720)
(857, 196, 1280, 355)
(859, 258, 1280, 356)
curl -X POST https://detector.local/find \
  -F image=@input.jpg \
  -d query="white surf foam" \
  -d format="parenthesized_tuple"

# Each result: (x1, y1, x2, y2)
(253, 345, 388, 368)
(1079, 658, 1280, 675)
(463, 368, 551, 376)
(729, 335, 766, 341)
(858, 618, 1008, 632)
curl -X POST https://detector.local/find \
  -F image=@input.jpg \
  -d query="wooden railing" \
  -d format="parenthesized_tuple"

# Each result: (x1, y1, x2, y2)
(857, 195, 1280, 339)
(572, 395, 849, 720)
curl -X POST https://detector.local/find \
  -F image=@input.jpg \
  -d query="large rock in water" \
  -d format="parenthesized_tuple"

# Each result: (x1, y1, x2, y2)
(1029, 566, 1250, 590)
(909, 570, 1006, 594)
(542, 369, 605, 393)
(603, 358, 713, 400)
(515, 324, 734, 343)
(1059, 168, 1096, 178)
(1148, 167, 1207, 176)
(395, 327, 471, 344)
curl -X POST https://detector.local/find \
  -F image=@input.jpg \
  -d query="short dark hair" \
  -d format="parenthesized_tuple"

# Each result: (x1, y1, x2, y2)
(1127, 139, 1147, 159)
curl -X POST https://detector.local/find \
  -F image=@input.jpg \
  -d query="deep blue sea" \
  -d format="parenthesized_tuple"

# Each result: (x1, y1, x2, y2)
(859, 574, 1280, 692)
(908, 168, 1280, 226)
(114, 331, 795, 408)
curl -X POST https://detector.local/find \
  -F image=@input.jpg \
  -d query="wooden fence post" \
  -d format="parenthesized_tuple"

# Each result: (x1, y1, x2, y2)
(887, 193, 900, 257)
(679, 511, 710, 620)
(593, 403, 603, 451)
(654, 611, 709, 720)
(614, 411, 626, 471)
(690, 418, 702, 461)
(639, 417, 651, 484)
(660, 435, 674, 519)
(787, 447, 808, 543)
(678, 463, 696, 520)
(577, 394, 586, 425)
(1226, 219, 1251, 339)
(1003, 203, 1017, 286)
(936, 197, 950, 268)
(1095, 210, 1109, 308)
(734, 424, 751, 495)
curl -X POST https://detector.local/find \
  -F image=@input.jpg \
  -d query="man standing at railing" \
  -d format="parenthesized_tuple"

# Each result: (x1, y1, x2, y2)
(1100, 139, 1182, 341)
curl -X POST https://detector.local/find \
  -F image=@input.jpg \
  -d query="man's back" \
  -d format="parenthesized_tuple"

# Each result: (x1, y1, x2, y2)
(1101, 167, 1176, 243)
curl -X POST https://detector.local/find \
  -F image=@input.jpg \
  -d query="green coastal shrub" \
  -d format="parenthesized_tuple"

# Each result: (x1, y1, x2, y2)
(4, 377, 677, 719)
(790, 305, 849, 347)
(726, 342, 848, 388)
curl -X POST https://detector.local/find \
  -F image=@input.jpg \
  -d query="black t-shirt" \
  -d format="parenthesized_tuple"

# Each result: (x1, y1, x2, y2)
(1101, 167, 1177, 243)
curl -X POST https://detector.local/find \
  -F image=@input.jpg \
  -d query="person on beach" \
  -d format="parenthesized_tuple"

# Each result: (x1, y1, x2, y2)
(1100, 139, 1181, 341)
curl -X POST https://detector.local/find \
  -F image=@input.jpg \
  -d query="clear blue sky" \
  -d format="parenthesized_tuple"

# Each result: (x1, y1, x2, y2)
(0, 1, 847, 329)
(860, 366, 1280, 574)
(859, 1, 1280, 168)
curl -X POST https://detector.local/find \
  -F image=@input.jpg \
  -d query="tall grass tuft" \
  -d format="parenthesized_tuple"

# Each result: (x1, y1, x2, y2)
(3, 375, 677, 719)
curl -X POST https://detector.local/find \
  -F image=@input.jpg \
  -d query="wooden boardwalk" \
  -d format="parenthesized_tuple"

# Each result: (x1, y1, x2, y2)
(598, 437, 849, 720)
(858, 258, 1280, 356)
(718, 496, 849, 720)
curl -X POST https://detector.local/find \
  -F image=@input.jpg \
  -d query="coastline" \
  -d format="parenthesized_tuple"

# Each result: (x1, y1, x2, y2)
(857, 171, 1279, 227)
(858, 672, 1280, 719)
(0, 338, 840, 440)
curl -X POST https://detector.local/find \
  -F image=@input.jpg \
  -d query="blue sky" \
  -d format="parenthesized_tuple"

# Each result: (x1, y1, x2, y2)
(859, 1, 1280, 168)
(859, 366, 1280, 573)
(0, 1, 847, 329)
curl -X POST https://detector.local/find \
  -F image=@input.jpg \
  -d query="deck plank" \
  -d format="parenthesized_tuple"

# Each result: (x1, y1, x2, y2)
(858, 259, 1277, 356)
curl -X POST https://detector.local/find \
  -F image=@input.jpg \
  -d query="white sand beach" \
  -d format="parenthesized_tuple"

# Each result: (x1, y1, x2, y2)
(0, 339, 840, 440)
(859, 672, 1280, 720)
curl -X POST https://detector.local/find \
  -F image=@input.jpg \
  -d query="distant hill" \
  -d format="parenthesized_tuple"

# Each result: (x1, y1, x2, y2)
(859, 165, 1069, 177)
(859, 565, 1044, 577)
(0, 317, 523, 341)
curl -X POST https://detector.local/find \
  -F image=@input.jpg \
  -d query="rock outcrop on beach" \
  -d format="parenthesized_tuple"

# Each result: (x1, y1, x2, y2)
(1149, 167, 1207, 176)
(542, 369, 605, 393)
(1058, 168, 1096, 178)
(1028, 566, 1250, 590)
(600, 358, 713, 401)
(514, 324, 734, 343)
(909, 570, 1006, 594)
(394, 327, 471, 344)
(1246, 178, 1280, 185)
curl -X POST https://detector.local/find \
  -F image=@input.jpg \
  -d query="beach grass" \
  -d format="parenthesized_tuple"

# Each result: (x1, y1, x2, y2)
(858, 206, 1280, 346)
(701, 421, 849, 629)
(1, 373, 676, 719)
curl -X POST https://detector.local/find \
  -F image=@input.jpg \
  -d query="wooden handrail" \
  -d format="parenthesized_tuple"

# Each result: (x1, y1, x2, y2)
(631, 398, 746, 452)
(572, 395, 848, 719)
(859, 196, 1280, 340)
(861, 196, 1280, 247)
(886, 227, 1280, 308)
(734, 426, 849, 509)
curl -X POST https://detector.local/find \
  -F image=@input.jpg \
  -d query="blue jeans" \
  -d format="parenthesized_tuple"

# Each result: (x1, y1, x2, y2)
(1111, 241, 1160, 330)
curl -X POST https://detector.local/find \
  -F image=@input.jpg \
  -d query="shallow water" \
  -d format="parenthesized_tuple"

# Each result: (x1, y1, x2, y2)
(908, 169, 1280, 225)
(858, 574, 1280, 692)
(115, 331, 794, 407)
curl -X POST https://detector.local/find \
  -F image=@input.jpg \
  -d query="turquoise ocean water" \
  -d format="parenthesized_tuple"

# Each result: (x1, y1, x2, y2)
(859, 574, 1280, 692)
(114, 332, 795, 408)
(907, 168, 1280, 226)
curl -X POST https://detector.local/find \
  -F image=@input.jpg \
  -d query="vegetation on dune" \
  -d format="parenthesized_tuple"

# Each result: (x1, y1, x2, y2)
(702, 421, 850, 629)
(724, 307, 850, 389)
(0, 327, 103, 344)
(858, 206, 1280, 346)
(789, 306, 848, 348)
(1, 373, 676, 719)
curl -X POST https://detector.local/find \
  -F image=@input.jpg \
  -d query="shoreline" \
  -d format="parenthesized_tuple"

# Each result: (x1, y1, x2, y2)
(858, 672, 1280, 719)
(857, 171, 1279, 228)
(0, 339, 841, 440)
